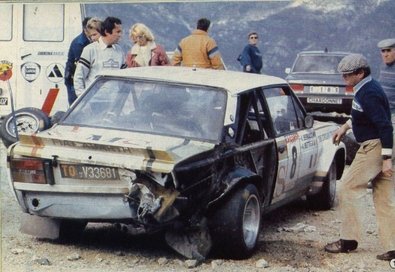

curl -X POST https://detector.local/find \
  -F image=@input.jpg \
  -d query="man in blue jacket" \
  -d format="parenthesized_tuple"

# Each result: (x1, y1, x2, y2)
(325, 54, 395, 261)
(64, 17, 91, 105)
(238, 32, 263, 74)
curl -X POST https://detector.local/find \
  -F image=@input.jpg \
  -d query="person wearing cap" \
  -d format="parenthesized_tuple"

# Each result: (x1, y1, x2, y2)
(324, 54, 395, 261)
(378, 39, 395, 126)
(378, 38, 395, 169)
(172, 18, 224, 70)
(238, 32, 263, 74)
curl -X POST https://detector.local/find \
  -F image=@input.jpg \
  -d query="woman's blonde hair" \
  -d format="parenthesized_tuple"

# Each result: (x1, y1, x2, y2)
(129, 23, 155, 42)
(86, 17, 102, 32)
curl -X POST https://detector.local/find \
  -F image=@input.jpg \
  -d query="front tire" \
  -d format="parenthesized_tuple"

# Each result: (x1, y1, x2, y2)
(209, 183, 261, 259)
(307, 160, 337, 210)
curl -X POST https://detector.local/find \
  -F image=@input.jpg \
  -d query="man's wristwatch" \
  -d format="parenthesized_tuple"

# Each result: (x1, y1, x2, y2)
(382, 155, 392, 160)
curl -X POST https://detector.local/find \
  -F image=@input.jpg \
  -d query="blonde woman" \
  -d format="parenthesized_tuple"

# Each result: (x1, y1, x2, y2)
(86, 17, 102, 42)
(126, 23, 169, 67)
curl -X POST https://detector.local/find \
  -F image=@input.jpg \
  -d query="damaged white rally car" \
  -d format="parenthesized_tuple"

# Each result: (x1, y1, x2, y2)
(7, 67, 346, 260)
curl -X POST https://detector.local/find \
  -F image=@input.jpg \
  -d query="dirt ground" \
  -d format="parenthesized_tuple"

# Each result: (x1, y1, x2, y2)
(1, 144, 394, 272)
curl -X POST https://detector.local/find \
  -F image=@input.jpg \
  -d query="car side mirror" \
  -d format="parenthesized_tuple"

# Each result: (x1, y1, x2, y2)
(285, 68, 291, 74)
(305, 115, 314, 128)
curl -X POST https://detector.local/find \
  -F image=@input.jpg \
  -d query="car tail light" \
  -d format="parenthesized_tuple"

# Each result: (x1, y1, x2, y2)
(290, 84, 304, 92)
(10, 158, 49, 184)
(345, 86, 353, 94)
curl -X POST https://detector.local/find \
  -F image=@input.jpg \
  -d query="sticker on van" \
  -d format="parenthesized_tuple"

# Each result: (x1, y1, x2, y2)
(46, 63, 64, 83)
(0, 60, 13, 81)
(21, 62, 41, 83)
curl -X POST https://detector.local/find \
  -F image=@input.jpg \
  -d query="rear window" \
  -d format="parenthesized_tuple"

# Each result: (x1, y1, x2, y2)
(63, 78, 227, 142)
(0, 4, 12, 41)
(23, 4, 64, 42)
(292, 54, 345, 74)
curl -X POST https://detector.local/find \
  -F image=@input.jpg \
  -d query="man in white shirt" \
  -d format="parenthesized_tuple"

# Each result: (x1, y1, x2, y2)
(74, 16, 125, 97)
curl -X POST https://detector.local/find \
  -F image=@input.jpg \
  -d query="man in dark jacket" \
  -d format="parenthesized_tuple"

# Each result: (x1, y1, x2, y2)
(238, 32, 263, 74)
(377, 38, 395, 114)
(64, 17, 91, 105)
(325, 54, 395, 261)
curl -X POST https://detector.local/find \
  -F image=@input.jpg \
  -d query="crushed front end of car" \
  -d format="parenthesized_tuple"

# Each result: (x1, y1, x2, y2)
(8, 130, 221, 259)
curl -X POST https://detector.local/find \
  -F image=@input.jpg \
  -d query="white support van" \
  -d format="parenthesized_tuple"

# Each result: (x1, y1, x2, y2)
(0, 2, 83, 119)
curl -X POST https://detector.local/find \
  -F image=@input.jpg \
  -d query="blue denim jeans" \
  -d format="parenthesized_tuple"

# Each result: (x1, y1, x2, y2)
(66, 83, 77, 106)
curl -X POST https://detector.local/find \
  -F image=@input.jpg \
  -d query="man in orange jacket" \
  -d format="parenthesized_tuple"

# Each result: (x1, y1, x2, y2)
(172, 18, 224, 70)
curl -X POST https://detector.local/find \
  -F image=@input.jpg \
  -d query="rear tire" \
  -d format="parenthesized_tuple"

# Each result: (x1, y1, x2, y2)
(0, 107, 51, 147)
(209, 183, 261, 259)
(307, 160, 337, 210)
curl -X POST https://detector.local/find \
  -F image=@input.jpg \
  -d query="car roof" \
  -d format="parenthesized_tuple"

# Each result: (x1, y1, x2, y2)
(97, 66, 287, 96)
(296, 50, 351, 56)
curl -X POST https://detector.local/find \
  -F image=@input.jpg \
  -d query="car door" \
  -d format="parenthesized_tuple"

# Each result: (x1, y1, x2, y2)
(234, 91, 277, 205)
(294, 96, 319, 185)
(262, 87, 306, 204)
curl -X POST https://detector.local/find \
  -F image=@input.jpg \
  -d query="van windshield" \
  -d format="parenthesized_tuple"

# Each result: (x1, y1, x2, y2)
(63, 78, 227, 143)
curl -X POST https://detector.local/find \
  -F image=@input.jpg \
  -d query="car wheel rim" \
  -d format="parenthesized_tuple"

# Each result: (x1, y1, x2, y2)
(6, 114, 40, 137)
(242, 194, 260, 249)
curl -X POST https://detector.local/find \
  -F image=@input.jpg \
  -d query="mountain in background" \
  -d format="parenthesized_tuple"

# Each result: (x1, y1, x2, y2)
(85, 0, 395, 78)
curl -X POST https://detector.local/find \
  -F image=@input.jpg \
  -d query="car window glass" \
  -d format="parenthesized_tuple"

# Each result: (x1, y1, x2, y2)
(264, 88, 299, 135)
(245, 99, 267, 144)
(237, 90, 269, 145)
(63, 78, 227, 142)
(293, 55, 344, 73)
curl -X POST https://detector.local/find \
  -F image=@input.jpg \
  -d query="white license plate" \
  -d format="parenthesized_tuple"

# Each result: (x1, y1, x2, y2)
(60, 164, 120, 180)
(309, 86, 339, 94)
(307, 97, 342, 104)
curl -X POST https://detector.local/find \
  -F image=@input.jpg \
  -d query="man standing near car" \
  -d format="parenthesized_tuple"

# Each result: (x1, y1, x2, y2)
(172, 18, 224, 70)
(74, 17, 125, 97)
(238, 31, 263, 74)
(378, 38, 395, 146)
(325, 54, 395, 261)
(64, 17, 91, 105)
(378, 39, 395, 113)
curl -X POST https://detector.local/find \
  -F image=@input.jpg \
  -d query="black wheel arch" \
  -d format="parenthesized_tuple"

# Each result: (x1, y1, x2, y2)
(208, 166, 266, 209)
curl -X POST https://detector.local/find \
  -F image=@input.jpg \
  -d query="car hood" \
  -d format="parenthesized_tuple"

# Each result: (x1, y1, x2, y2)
(286, 73, 345, 85)
(11, 125, 216, 173)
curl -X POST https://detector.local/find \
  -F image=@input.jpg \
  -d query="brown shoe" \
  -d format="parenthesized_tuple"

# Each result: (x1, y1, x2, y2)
(376, 250, 395, 261)
(324, 239, 358, 253)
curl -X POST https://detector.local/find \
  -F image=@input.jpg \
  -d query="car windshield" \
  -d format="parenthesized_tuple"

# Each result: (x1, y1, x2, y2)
(292, 55, 345, 74)
(63, 78, 227, 142)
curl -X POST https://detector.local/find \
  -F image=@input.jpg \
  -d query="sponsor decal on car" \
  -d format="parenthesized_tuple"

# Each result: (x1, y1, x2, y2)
(307, 97, 342, 104)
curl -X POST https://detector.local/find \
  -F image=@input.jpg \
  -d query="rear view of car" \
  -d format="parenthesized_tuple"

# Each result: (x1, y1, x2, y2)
(285, 50, 353, 114)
